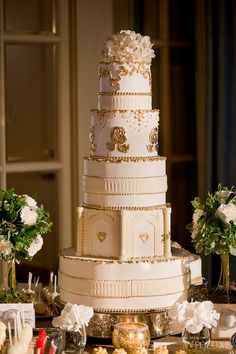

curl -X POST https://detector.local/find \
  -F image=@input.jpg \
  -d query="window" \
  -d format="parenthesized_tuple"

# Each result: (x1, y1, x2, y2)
(0, 0, 72, 282)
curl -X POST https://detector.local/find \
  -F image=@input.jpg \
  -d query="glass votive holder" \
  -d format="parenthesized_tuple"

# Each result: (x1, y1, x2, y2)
(112, 322, 150, 354)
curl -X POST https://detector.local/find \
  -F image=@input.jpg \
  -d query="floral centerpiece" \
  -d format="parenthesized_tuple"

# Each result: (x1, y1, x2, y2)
(188, 184, 236, 296)
(52, 302, 93, 353)
(169, 300, 220, 349)
(0, 188, 53, 302)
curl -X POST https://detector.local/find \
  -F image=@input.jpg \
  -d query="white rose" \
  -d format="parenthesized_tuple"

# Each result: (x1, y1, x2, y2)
(216, 189, 231, 202)
(23, 195, 37, 209)
(192, 209, 203, 227)
(20, 206, 38, 225)
(27, 235, 43, 257)
(215, 202, 236, 225)
(0, 237, 12, 256)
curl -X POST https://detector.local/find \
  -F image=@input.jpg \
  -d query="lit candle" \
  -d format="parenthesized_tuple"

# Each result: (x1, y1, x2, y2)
(112, 322, 150, 354)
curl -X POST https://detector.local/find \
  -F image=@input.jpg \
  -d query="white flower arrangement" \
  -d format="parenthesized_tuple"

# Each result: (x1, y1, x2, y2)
(52, 302, 94, 332)
(188, 184, 236, 294)
(189, 184, 236, 254)
(168, 301, 220, 334)
(0, 188, 52, 263)
(101, 30, 155, 63)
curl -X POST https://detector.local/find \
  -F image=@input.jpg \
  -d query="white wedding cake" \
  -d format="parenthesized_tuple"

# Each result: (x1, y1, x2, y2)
(58, 30, 202, 312)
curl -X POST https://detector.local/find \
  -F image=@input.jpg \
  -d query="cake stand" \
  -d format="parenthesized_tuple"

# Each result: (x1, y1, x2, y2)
(54, 297, 177, 339)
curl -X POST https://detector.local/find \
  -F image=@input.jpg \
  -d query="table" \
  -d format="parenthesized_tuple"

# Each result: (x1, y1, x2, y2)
(36, 315, 234, 353)
(85, 335, 233, 354)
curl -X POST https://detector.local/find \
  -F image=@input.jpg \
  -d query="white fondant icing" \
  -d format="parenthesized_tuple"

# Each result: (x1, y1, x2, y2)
(83, 175, 167, 195)
(58, 248, 192, 311)
(83, 192, 166, 208)
(99, 63, 151, 93)
(189, 254, 203, 285)
(58, 30, 203, 312)
(90, 109, 159, 157)
(84, 157, 166, 178)
(98, 94, 152, 110)
(77, 207, 171, 259)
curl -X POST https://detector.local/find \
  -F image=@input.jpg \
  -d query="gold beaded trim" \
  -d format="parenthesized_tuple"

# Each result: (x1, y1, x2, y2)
(82, 203, 171, 211)
(84, 191, 165, 196)
(60, 251, 188, 263)
(91, 306, 172, 314)
(56, 297, 173, 314)
(84, 156, 166, 162)
(91, 108, 159, 113)
(98, 92, 152, 96)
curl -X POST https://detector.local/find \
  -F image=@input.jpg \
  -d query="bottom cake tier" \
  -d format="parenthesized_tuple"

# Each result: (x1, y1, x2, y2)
(58, 247, 202, 313)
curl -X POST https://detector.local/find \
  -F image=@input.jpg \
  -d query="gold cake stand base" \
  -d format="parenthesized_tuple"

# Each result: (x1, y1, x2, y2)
(54, 297, 177, 339)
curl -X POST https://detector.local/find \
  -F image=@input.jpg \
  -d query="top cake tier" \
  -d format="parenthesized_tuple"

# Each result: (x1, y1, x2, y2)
(98, 30, 155, 110)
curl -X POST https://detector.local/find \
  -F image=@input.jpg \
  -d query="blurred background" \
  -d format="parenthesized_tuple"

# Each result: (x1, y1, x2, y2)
(0, 0, 235, 286)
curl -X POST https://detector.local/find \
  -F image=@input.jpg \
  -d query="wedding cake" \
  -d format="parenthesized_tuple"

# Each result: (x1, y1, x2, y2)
(58, 30, 202, 312)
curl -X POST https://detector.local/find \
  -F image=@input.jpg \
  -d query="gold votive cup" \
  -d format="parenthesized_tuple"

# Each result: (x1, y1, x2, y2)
(112, 322, 150, 354)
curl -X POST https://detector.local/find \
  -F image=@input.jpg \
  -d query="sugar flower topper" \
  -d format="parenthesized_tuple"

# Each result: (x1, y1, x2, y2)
(168, 301, 220, 334)
(101, 30, 155, 63)
(52, 302, 94, 332)
(0, 188, 52, 263)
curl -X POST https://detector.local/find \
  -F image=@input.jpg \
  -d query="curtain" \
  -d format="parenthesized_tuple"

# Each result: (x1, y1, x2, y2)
(201, 0, 236, 286)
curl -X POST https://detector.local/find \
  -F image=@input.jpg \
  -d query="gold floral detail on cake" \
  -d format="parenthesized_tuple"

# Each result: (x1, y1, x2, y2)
(91, 109, 159, 132)
(92, 110, 116, 130)
(99, 62, 151, 91)
(134, 110, 145, 125)
(107, 127, 130, 153)
(98, 66, 120, 90)
(139, 233, 149, 244)
(97, 232, 107, 243)
(146, 127, 158, 153)
(89, 126, 97, 153)
(175, 351, 187, 354)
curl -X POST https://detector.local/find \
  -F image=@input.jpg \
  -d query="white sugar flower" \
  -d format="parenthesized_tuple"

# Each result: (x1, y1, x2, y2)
(20, 206, 38, 225)
(0, 237, 12, 256)
(101, 30, 155, 63)
(23, 195, 37, 209)
(52, 302, 93, 332)
(215, 202, 236, 225)
(27, 235, 43, 257)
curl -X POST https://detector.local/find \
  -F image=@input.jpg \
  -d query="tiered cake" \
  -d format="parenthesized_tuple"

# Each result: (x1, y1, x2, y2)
(58, 30, 202, 313)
